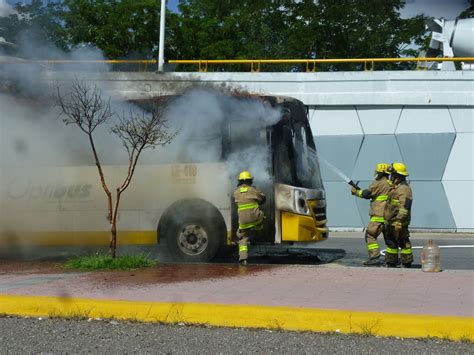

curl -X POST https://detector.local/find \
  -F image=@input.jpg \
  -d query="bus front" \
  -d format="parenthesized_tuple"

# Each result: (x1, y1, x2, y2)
(271, 99, 328, 244)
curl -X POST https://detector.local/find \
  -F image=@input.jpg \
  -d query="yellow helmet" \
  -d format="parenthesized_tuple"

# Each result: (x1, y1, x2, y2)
(391, 162, 409, 176)
(238, 171, 253, 181)
(375, 163, 389, 174)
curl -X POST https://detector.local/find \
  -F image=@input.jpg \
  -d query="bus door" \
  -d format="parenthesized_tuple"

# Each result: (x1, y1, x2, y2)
(225, 119, 275, 244)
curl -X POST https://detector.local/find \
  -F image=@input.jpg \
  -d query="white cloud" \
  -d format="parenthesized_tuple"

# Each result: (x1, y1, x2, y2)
(0, 0, 16, 17)
(401, 0, 469, 20)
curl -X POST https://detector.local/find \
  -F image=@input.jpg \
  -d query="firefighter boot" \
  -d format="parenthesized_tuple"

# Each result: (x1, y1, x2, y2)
(363, 256, 382, 266)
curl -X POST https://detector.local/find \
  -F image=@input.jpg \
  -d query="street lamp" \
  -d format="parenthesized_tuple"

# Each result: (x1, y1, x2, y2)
(158, 0, 166, 72)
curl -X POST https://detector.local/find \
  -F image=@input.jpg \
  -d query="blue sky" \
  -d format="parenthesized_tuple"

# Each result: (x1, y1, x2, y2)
(168, 0, 179, 13)
(3, 0, 470, 19)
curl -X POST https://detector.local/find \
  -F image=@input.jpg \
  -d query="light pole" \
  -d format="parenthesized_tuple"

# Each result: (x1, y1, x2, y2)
(158, 0, 166, 72)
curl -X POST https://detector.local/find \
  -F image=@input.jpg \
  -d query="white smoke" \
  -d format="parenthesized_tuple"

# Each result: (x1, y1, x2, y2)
(0, 25, 117, 256)
(0, 85, 284, 256)
(0, 22, 284, 257)
(152, 88, 282, 186)
(0, 0, 16, 17)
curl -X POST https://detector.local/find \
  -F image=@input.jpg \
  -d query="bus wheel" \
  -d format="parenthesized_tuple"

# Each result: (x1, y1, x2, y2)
(160, 199, 226, 262)
(177, 224, 209, 257)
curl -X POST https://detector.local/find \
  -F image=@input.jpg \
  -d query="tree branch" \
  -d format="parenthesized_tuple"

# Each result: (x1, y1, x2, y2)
(112, 102, 178, 194)
(56, 78, 114, 222)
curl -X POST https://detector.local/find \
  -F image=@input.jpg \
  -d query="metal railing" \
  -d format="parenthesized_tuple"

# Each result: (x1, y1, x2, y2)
(2, 57, 474, 72)
(168, 57, 474, 72)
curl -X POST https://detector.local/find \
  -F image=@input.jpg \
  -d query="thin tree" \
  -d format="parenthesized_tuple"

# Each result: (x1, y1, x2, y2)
(56, 78, 175, 258)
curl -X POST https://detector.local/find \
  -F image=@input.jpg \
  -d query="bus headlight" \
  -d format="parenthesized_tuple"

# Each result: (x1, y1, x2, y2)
(275, 183, 311, 216)
(295, 190, 309, 215)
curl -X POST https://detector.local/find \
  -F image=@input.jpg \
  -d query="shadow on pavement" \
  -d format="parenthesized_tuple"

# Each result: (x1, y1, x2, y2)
(214, 246, 346, 265)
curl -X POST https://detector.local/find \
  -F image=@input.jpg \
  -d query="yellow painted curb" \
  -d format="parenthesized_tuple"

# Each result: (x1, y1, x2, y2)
(0, 294, 472, 341)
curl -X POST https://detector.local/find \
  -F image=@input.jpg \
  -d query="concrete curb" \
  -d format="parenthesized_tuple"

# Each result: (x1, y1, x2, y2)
(1, 294, 472, 341)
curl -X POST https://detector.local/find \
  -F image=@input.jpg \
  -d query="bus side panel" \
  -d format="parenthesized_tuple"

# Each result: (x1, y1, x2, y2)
(0, 163, 231, 247)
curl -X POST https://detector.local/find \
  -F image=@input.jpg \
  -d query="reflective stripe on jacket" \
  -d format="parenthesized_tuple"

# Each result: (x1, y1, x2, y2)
(233, 184, 266, 230)
(384, 181, 413, 226)
(356, 176, 392, 219)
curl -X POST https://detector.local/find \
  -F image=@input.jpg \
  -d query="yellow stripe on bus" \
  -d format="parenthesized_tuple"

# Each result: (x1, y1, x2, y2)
(0, 230, 236, 247)
(0, 231, 157, 246)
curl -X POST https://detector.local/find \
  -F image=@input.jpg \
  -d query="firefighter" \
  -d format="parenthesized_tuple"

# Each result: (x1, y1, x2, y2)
(233, 171, 266, 265)
(351, 163, 392, 266)
(383, 162, 414, 268)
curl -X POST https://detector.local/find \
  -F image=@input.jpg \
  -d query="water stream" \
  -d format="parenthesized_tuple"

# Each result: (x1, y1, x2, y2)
(318, 155, 351, 183)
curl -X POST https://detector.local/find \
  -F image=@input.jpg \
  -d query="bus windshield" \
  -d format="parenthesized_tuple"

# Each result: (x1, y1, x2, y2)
(292, 122, 323, 189)
(273, 120, 323, 190)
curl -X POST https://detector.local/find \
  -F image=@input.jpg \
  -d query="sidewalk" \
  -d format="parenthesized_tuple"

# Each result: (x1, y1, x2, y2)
(0, 262, 473, 341)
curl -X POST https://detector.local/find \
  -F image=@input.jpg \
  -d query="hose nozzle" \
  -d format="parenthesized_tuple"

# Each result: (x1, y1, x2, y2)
(348, 180, 360, 190)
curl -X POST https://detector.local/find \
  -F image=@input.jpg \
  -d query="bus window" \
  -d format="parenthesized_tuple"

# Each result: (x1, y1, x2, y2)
(273, 124, 294, 186)
(293, 122, 323, 189)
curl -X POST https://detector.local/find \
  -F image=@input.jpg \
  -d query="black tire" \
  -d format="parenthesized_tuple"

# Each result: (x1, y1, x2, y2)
(159, 199, 226, 262)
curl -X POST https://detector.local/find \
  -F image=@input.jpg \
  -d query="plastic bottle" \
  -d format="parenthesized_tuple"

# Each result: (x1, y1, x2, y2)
(420, 239, 441, 272)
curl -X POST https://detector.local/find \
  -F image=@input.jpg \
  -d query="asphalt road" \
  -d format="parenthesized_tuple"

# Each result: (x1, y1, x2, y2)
(1, 316, 471, 354)
(307, 232, 474, 270)
(222, 232, 474, 271)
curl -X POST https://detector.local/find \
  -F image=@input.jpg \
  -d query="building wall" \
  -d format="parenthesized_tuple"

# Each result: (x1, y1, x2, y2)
(309, 105, 474, 232)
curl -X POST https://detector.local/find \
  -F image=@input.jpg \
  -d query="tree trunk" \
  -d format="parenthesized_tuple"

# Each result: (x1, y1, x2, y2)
(110, 222, 117, 259)
(109, 190, 122, 259)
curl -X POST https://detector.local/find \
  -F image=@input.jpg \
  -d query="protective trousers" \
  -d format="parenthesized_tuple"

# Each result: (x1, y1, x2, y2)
(236, 228, 250, 261)
(236, 223, 263, 262)
(365, 221, 385, 259)
(384, 225, 414, 266)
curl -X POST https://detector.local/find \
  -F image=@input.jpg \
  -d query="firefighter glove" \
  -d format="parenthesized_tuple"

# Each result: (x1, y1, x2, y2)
(392, 221, 402, 232)
(351, 187, 359, 195)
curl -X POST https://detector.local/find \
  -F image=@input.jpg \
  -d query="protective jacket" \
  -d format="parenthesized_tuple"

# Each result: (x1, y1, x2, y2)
(356, 176, 391, 222)
(233, 184, 266, 229)
(384, 181, 413, 226)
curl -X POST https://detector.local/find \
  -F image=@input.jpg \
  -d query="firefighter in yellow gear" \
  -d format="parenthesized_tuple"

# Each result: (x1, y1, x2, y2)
(352, 163, 392, 266)
(233, 171, 266, 265)
(383, 162, 414, 268)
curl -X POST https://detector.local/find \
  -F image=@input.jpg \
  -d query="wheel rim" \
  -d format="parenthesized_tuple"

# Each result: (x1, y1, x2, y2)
(177, 224, 209, 256)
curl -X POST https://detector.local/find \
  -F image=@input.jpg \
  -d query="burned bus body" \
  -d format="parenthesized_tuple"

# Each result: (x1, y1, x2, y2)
(0, 92, 327, 261)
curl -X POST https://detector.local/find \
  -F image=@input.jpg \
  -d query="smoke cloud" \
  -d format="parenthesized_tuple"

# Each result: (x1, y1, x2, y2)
(157, 88, 281, 183)
(0, 25, 116, 257)
(0, 36, 283, 258)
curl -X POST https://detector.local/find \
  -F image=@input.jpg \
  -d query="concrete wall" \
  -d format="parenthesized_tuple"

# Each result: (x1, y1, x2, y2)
(310, 105, 473, 232)
(51, 70, 474, 106)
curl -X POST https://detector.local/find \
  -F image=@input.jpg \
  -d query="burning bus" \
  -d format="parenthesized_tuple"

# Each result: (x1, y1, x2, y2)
(0, 89, 327, 261)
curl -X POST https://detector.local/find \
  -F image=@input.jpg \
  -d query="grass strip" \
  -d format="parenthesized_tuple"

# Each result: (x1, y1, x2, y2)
(65, 254, 156, 270)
